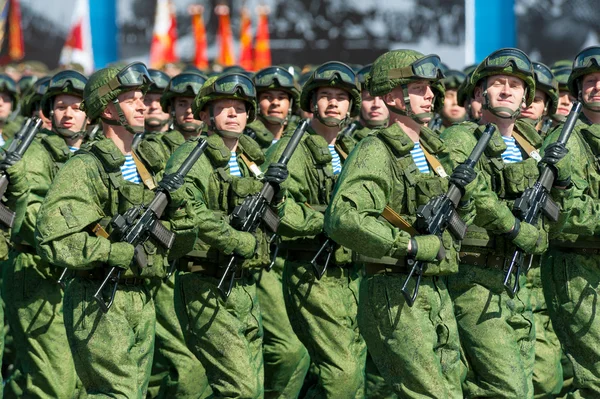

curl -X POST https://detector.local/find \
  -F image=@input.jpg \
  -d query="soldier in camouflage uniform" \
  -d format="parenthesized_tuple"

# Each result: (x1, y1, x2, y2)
(0, 74, 24, 146)
(1, 70, 88, 398)
(139, 71, 211, 399)
(440, 48, 548, 399)
(520, 62, 559, 138)
(347, 64, 389, 142)
(162, 73, 269, 398)
(144, 69, 171, 134)
(249, 65, 309, 398)
(324, 49, 467, 398)
(268, 61, 365, 398)
(517, 61, 563, 398)
(35, 62, 166, 398)
(458, 65, 483, 122)
(441, 70, 468, 129)
(549, 61, 575, 128)
(246, 66, 300, 151)
(21, 77, 51, 131)
(540, 45, 600, 398)
(136, 72, 207, 178)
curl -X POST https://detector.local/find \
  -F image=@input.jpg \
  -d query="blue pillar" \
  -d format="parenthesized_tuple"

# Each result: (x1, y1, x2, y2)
(89, 0, 118, 69)
(474, 0, 516, 63)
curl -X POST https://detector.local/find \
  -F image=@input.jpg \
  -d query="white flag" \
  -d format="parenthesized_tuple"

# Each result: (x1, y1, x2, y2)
(59, 0, 94, 74)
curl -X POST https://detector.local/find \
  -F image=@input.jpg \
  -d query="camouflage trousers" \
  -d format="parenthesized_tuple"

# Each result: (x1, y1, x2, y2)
(527, 266, 563, 398)
(146, 275, 212, 399)
(283, 259, 366, 399)
(255, 257, 310, 398)
(542, 249, 600, 398)
(448, 263, 535, 399)
(64, 277, 155, 399)
(2, 250, 79, 399)
(359, 273, 464, 399)
(174, 270, 264, 398)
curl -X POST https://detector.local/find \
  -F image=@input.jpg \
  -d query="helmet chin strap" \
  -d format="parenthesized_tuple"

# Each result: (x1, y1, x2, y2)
(145, 117, 171, 132)
(101, 99, 144, 135)
(578, 84, 600, 113)
(385, 84, 433, 125)
(208, 106, 243, 139)
(360, 109, 388, 128)
(551, 113, 567, 123)
(480, 78, 524, 119)
(259, 98, 293, 127)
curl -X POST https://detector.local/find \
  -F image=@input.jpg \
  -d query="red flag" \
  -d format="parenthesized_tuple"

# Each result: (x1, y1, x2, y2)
(215, 4, 235, 67)
(238, 6, 253, 71)
(189, 5, 208, 70)
(149, 0, 178, 69)
(7, 0, 23, 60)
(254, 6, 271, 70)
(60, 0, 94, 74)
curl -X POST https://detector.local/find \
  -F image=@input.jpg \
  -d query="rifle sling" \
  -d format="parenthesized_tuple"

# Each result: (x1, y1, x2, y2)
(512, 130, 541, 161)
(239, 153, 263, 178)
(381, 206, 418, 236)
(132, 152, 156, 190)
(334, 143, 348, 161)
(419, 145, 447, 178)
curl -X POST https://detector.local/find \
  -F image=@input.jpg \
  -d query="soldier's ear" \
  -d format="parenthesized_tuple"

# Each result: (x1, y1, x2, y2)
(102, 102, 115, 120)
(198, 110, 209, 124)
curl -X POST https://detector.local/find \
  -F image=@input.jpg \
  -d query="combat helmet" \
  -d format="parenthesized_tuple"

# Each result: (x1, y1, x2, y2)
(531, 62, 559, 117)
(567, 46, 600, 111)
(147, 69, 170, 94)
(550, 60, 573, 122)
(160, 72, 207, 133)
(300, 61, 361, 127)
(81, 62, 152, 134)
(253, 66, 300, 125)
(192, 72, 257, 138)
(369, 49, 445, 124)
(40, 70, 88, 138)
(21, 76, 49, 117)
(469, 48, 536, 119)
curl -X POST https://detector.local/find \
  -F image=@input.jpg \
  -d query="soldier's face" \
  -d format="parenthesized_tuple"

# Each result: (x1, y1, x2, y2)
(258, 90, 291, 121)
(360, 90, 388, 122)
(476, 75, 525, 117)
(313, 87, 350, 121)
(105, 90, 146, 129)
(201, 99, 248, 133)
(556, 90, 575, 116)
(143, 93, 169, 127)
(469, 98, 483, 119)
(442, 89, 466, 120)
(53, 94, 87, 133)
(520, 89, 547, 120)
(581, 72, 600, 110)
(0, 92, 13, 119)
(173, 96, 201, 127)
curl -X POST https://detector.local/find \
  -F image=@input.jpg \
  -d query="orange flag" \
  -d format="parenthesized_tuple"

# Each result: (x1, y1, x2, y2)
(189, 5, 208, 70)
(238, 6, 253, 71)
(254, 6, 271, 70)
(215, 4, 235, 67)
(149, 0, 178, 69)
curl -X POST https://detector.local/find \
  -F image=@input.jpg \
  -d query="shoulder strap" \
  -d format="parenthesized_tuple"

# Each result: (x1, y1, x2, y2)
(512, 130, 541, 161)
(334, 143, 348, 161)
(132, 151, 156, 190)
(419, 144, 448, 178)
(239, 152, 263, 178)
(381, 206, 418, 236)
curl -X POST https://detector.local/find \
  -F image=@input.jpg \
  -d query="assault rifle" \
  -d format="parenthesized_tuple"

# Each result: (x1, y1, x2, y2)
(428, 115, 443, 131)
(401, 123, 496, 306)
(507, 101, 583, 296)
(93, 138, 209, 313)
(217, 119, 310, 299)
(0, 117, 42, 229)
(1, 118, 33, 160)
(341, 121, 360, 138)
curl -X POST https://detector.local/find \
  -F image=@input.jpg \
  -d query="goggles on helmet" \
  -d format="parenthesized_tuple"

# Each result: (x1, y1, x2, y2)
(388, 54, 445, 80)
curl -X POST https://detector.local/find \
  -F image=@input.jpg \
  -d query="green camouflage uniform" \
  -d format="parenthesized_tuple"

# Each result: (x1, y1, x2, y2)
(325, 122, 465, 398)
(139, 71, 212, 399)
(164, 74, 268, 398)
(35, 64, 166, 398)
(541, 102, 600, 396)
(2, 130, 80, 398)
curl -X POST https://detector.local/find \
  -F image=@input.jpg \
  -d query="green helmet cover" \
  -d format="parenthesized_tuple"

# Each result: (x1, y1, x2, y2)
(160, 72, 208, 113)
(192, 73, 257, 123)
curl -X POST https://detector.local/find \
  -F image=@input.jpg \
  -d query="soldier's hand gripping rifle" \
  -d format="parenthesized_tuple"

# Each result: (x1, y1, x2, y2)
(217, 119, 309, 299)
(93, 138, 209, 313)
(0, 117, 42, 229)
(507, 101, 583, 296)
(401, 123, 496, 306)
